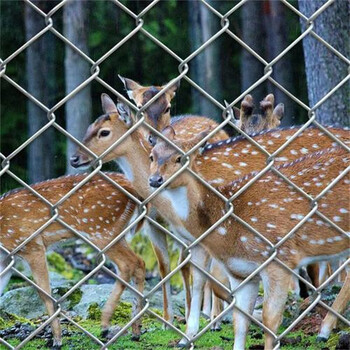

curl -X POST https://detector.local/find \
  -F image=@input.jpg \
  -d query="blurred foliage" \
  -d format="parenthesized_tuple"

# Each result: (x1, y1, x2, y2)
(47, 251, 84, 281)
(131, 229, 183, 288)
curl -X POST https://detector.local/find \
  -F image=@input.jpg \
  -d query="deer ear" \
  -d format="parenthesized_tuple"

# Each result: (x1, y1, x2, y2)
(233, 107, 241, 120)
(162, 125, 176, 141)
(116, 101, 132, 127)
(118, 75, 142, 101)
(189, 128, 211, 150)
(163, 78, 180, 99)
(101, 93, 117, 114)
(273, 103, 284, 120)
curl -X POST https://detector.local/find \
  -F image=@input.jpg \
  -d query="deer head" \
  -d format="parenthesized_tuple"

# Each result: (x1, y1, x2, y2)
(70, 94, 134, 169)
(227, 94, 284, 134)
(149, 126, 209, 188)
(119, 75, 179, 145)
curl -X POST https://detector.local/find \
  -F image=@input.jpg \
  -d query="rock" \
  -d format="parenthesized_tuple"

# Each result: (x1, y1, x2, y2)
(73, 283, 186, 319)
(1, 278, 187, 320)
(0, 274, 75, 319)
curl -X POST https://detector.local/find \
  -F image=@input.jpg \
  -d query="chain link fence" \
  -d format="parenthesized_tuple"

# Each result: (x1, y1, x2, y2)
(0, 0, 349, 349)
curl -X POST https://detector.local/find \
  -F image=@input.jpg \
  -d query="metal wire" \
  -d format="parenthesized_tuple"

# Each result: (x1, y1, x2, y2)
(0, 0, 349, 349)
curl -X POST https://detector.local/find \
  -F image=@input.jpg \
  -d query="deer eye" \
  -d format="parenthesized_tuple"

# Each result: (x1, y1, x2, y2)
(148, 134, 156, 146)
(165, 106, 171, 114)
(149, 155, 154, 162)
(99, 130, 110, 138)
(176, 156, 181, 163)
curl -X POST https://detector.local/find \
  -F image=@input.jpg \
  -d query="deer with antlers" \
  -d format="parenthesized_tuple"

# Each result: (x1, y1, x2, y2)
(0, 174, 145, 348)
(229, 93, 284, 134)
(148, 127, 349, 349)
(71, 93, 349, 346)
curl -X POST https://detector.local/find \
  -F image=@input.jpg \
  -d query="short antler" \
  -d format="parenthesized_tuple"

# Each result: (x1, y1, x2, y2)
(240, 94, 254, 120)
(260, 93, 275, 118)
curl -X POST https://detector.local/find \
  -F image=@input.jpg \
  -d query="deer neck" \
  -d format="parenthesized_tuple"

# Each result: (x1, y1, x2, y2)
(114, 130, 151, 199)
(161, 173, 224, 234)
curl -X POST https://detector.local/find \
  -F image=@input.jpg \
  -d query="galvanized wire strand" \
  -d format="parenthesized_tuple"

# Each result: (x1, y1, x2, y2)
(1, 0, 349, 348)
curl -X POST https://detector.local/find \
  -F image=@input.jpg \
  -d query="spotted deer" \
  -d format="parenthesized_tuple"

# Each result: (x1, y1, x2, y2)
(148, 128, 349, 349)
(0, 174, 145, 348)
(229, 93, 284, 134)
(71, 95, 350, 345)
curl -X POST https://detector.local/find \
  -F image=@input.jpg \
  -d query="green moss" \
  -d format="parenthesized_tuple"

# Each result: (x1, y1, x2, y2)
(87, 302, 133, 324)
(111, 302, 132, 325)
(67, 288, 83, 308)
(87, 303, 102, 321)
(0, 310, 33, 329)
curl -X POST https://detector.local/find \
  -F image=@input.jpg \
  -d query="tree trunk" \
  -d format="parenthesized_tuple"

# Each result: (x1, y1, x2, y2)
(25, 1, 56, 184)
(188, 0, 222, 121)
(263, 0, 295, 125)
(240, 0, 266, 104)
(64, 0, 92, 174)
(298, 0, 349, 126)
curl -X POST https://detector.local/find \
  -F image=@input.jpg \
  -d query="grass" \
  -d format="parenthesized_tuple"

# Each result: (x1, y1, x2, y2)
(1, 304, 348, 350)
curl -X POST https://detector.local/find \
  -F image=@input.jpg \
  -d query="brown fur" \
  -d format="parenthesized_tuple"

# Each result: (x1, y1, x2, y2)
(197, 126, 350, 186)
(150, 134, 349, 349)
(1, 173, 145, 344)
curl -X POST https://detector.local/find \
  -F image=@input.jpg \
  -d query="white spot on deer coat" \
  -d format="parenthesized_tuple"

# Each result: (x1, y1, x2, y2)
(217, 227, 227, 235)
(222, 163, 233, 169)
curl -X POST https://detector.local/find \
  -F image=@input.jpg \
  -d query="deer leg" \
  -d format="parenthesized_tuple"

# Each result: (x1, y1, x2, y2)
(318, 271, 350, 341)
(308, 263, 321, 287)
(144, 221, 174, 326)
(101, 241, 133, 337)
(0, 252, 12, 296)
(211, 292, 223, 331)
(24, 246, 62, 349)
(229, 275, 259, 350)
(261, 264, 292, 350)
(179, 247, 192, 321)
(130, 255, 146, 341)
(202, 281, 212, 318)
(179, 246, 210, 346)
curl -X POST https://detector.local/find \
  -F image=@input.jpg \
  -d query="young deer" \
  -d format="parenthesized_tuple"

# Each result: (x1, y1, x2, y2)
(148, 129, 349, 349)
(229, 93, 284, 134)
(0, 174, 145, 348)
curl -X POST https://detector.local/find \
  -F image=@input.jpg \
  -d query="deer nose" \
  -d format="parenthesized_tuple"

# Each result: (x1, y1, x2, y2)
(70, 155, 81, 167)
(149, 175, 164, 188)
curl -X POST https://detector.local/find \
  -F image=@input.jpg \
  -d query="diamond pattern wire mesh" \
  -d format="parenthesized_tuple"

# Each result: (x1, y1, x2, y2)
(0, 0, 349, 349)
